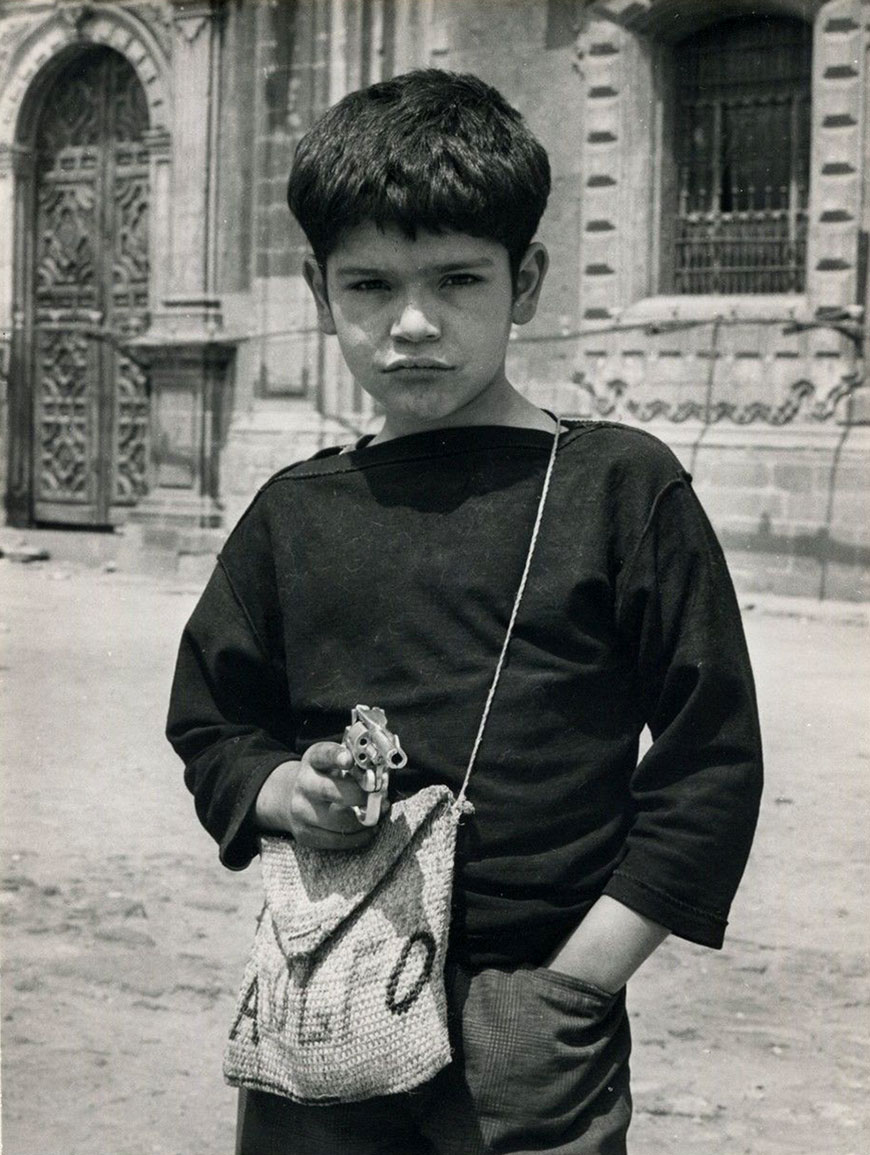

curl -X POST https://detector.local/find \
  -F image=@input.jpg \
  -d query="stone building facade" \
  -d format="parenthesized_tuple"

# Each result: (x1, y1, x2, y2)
(1, 0, 868, 597)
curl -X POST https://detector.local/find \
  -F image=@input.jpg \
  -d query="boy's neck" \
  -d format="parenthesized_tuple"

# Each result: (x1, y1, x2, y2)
(369, 381, 557, 445)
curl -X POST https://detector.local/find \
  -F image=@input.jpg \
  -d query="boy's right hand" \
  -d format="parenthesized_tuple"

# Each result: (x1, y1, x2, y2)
(254, 742, 383, 850)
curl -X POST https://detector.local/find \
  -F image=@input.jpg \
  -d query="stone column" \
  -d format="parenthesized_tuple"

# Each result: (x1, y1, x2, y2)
(129, 0, 236, 531)
(0, 143, 34, 526)
(0, 142, 16, 522)
(0, 144, 17, 354)
(807, 0, 870, 423)
(858, 2, 870, 424)
(143, 127, 172, 315)
(808, 0, 866, 313)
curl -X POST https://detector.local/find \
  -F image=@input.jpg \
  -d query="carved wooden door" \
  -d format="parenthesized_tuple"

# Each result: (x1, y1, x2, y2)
(32, 48, 150, 525)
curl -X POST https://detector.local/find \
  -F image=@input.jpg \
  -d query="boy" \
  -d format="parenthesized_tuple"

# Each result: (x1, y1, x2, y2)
(167, 70, 762, 1154)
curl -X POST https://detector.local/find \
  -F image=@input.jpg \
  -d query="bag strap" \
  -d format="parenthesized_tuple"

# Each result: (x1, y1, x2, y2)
(456, 418, 562, 811)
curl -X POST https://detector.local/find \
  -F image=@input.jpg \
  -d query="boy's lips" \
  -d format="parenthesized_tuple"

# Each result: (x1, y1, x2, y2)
(381, 358, 453, 372)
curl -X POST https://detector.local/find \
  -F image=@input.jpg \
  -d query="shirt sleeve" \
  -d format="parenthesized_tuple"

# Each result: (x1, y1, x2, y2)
(166, 502, 296, 870)
(605, 477, 763, 948)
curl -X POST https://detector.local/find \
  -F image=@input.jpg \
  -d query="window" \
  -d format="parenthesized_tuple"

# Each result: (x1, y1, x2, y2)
(672, 17, 811, 294)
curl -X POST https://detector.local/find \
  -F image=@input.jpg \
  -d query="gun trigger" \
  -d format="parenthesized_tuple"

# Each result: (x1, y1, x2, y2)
(354, 793, 382, 827)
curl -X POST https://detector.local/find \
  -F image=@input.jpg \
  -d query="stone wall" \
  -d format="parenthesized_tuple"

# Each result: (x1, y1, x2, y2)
(1, 0, 867, 597)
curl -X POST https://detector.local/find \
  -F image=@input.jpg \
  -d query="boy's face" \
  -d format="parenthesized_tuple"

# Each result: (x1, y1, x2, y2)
(304, 223, 547, 437)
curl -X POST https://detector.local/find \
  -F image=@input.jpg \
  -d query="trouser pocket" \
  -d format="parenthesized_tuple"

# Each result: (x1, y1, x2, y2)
(455, 966, 632, 1154)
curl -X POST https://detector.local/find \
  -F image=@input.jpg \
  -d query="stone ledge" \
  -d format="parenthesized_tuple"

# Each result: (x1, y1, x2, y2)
(618, 294, 811, 324)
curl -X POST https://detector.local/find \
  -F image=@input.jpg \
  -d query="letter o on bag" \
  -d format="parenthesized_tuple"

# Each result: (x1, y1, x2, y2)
(386, 931, 436, 1016)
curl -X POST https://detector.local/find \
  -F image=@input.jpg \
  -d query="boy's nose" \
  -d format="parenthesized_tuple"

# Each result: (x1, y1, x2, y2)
(390, 300, 440, 342)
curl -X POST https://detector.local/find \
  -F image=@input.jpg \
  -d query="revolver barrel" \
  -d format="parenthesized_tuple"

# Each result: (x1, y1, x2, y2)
(342, 705, 407, 826)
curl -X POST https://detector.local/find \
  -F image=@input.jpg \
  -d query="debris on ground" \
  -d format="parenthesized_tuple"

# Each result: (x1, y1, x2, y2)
(2, 541, 51, 564)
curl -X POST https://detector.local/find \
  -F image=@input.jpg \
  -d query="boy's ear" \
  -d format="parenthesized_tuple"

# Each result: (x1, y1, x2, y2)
(511, 242, 549, 326)
(303, 254, 337, 335)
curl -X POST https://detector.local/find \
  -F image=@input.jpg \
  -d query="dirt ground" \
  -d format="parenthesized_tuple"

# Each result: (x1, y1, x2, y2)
(1, 558, 868, 1155)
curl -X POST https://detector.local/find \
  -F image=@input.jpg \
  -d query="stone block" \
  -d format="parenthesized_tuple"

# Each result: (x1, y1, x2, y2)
(259, 139, 294, 182)
(822, 561, 870, 601)
(830, 506, 870, 548)
(580, 278, 616, 313)
(765, 558, 826, 599)
(829, 519, 870, 550)
(769, 357, 812, 391)
(727, 548, 827, 598)
(830, 463, 870, 492)
(255, 250, 294, 278)
(708, 459, 772, 489)
(705, 513, 765, 542)
(706, 489, 785, 524)
(256, 176, 291, 208)
(813, 227, 860, 266)
(772, 462, 816, 494)
(815, 123, 861, 170)
(784, 491, 831, 524)
(812, 267, 855, 309)
(262, 202, 294, 240)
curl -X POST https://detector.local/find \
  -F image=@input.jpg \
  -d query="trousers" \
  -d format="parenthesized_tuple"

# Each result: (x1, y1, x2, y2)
(235, 963, 632, 1155)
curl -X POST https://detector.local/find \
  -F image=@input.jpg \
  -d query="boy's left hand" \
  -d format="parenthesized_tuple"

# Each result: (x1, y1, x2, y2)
(545, 896, 669, 993)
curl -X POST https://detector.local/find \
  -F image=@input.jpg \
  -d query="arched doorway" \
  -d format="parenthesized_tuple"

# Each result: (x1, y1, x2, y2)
(27, 46, 150, 526)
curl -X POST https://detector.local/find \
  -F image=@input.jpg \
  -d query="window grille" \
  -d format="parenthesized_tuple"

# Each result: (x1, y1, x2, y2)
(673, 17, 811, 295)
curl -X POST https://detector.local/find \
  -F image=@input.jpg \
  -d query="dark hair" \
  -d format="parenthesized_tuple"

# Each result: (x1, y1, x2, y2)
(287, 69, 551, 280)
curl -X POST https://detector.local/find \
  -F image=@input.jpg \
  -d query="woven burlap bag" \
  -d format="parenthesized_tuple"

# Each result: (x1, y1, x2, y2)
(224, 783, 466, 1103)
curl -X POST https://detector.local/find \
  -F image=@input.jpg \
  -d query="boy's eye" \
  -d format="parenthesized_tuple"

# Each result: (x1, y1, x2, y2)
(441, 273, 482, 288)
(348, 278, 390, 292)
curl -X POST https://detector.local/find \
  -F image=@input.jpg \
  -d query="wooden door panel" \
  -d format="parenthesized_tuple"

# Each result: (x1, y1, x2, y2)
(31, 48, 149, 526)
(33, 326, 100, 522)
(33, 149, 102, 522)
(109, 141, 151, 509)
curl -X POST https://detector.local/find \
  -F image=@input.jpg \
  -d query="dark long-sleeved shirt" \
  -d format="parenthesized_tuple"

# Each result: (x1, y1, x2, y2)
(167, 421, 763, 968)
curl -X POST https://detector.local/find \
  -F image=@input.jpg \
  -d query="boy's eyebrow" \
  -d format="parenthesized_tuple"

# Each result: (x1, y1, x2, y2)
(334, 258, 496, 276)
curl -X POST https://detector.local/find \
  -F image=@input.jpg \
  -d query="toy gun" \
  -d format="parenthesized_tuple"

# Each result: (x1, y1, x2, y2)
(342, 705, 407, 827)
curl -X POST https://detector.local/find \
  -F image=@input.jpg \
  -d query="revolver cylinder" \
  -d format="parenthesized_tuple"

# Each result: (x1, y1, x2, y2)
(342, 705, 407, 826)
